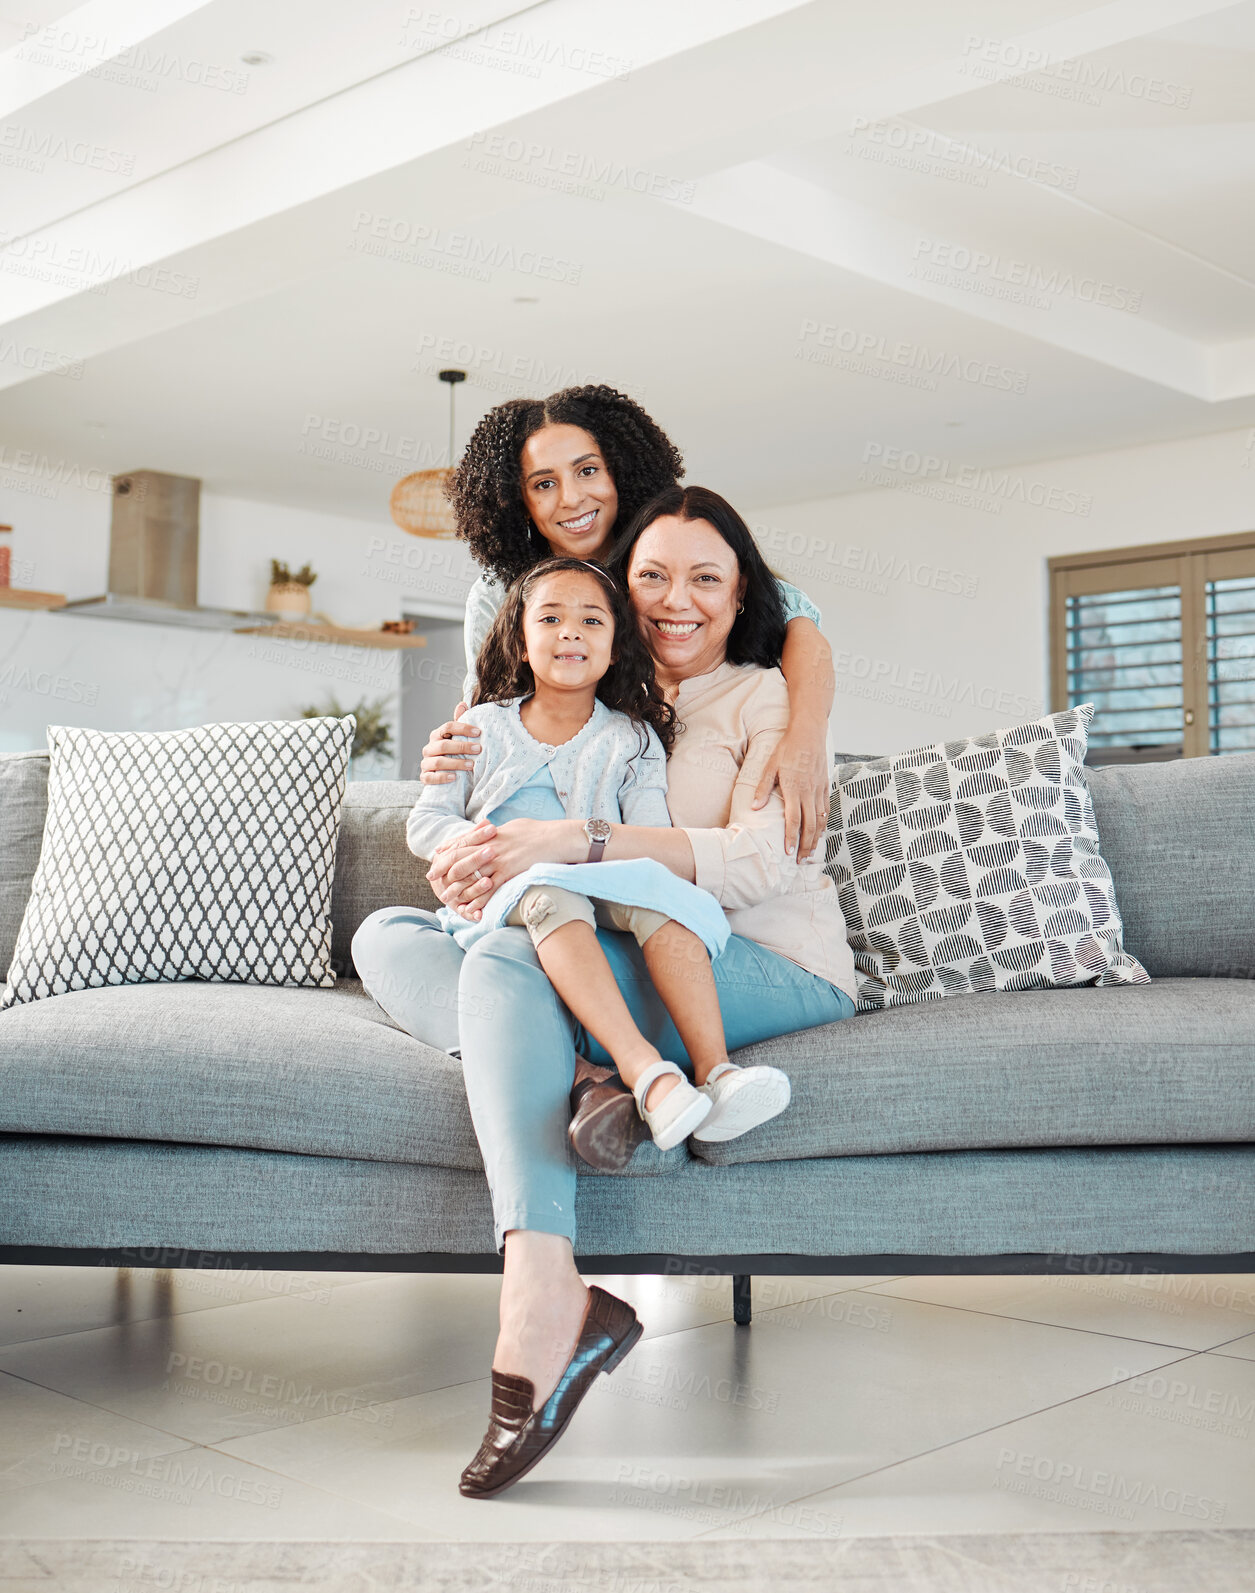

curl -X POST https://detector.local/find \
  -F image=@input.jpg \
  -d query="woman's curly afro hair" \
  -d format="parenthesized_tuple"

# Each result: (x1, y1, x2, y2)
(444, 384, 684, 588)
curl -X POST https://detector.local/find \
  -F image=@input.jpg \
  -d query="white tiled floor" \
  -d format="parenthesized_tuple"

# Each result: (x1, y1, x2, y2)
(0, 1266, 1250, 1542)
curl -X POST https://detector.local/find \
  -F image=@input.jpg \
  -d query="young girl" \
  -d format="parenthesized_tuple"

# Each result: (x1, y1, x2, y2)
(406, 556, 793, 1161)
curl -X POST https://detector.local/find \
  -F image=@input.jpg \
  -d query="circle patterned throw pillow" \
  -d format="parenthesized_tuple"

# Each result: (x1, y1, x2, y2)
(824, 704, 1150, 1010)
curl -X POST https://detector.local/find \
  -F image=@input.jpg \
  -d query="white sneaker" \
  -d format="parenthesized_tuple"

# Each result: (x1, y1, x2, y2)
(690, 1062, 792, 1142)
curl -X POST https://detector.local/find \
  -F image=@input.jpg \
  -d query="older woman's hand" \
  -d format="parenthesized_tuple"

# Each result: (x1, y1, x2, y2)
(427, 823, 498, 920)
(426, 818, 583, 921)
(751, 720, 830, 860)
(477, 817, 583, 894)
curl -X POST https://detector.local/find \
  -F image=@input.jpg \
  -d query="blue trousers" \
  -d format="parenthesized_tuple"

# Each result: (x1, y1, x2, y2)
(351, 907, 855, 1253)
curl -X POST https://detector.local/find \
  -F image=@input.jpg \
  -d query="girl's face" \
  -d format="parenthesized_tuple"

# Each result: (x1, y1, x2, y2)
(520, 570, 616, 695)
(626, 515, 746, 686)
(519, 424, 619, 560)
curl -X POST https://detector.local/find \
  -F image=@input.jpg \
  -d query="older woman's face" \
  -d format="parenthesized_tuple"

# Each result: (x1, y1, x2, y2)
(626, 515, 747, 684)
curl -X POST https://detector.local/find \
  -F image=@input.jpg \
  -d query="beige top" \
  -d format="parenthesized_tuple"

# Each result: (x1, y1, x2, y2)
(664, 659, 857, 1001)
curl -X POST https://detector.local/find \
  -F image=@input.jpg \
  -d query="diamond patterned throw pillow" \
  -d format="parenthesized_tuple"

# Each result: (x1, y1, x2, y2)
(825, 704, 1150, 1010)
(1, 716, 355, 1010)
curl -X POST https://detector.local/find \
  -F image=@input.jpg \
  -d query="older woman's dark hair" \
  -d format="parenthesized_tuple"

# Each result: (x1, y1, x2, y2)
(446, 385, 684, 588)
(472, 556, 677, 753)
(606, 485, 787, 669)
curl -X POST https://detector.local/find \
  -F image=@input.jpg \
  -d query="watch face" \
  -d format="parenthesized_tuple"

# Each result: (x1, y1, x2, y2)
(586, 819, 611, 842)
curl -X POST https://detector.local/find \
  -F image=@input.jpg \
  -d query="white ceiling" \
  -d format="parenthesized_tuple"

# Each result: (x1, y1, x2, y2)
(2, 0, 1255, 520)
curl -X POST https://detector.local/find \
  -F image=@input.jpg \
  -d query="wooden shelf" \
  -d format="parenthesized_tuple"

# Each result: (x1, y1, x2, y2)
(0, 587, 67, 609)
(234, 620, 427, 649)
(0, 590, 430, 644)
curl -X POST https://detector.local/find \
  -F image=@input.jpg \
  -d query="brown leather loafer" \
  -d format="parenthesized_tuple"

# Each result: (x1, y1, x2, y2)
(458, 1284, 643, 1499)
(568, 1058, 650, 1171)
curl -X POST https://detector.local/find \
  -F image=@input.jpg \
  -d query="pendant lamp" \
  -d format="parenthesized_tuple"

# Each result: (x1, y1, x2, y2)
(390, 368, 466, 538)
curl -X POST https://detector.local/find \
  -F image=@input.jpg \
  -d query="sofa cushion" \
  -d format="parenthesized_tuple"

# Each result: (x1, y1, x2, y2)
(0, 976, 682, 1177)
(1086, 752, 1255, 978)
(4, 1135, 1252, 1258)
(330, 781, 439, 977)
(690, 977, 1255, 1165)
(0, 751, 47, 985)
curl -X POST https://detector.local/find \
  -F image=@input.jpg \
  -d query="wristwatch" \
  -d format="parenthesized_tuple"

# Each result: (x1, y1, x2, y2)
(583, 817, 611, 862)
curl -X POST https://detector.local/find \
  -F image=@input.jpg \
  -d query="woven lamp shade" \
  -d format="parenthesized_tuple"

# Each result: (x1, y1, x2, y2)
(390, 468, 457, 538)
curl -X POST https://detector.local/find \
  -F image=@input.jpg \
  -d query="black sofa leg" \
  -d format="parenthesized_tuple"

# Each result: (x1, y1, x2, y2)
(733, 1273, 752, 1326)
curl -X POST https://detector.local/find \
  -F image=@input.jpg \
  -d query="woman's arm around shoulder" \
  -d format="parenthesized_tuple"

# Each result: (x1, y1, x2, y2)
(754, 603, 835, 861)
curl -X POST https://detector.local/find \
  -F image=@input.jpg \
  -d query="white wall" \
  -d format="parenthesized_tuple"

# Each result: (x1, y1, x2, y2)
(749, 424, 1255, 757)
(0, 476, 479, 759)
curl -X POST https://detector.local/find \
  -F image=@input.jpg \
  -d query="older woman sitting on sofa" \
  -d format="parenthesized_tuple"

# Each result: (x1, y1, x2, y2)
(352, 485, 857, 1498)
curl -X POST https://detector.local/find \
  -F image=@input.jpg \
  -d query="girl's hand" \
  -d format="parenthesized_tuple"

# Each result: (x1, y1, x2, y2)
(751, 720, 830, 860)
(420, 702, 481, 785)
(427, 823, 498, 921)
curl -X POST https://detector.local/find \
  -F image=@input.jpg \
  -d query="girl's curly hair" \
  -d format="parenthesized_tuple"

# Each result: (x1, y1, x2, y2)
(472, 557, 677, 754)
(445, 384, 684, 588)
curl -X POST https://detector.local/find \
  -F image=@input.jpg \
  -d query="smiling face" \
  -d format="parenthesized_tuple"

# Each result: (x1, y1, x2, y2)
(625, 515, 747, 687)
(519, 423, 619, 560)
(520, 569, 616, 694)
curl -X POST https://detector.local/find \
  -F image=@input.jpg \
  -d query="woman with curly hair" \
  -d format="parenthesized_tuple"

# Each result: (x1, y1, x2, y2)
(427, 383, 836, 861)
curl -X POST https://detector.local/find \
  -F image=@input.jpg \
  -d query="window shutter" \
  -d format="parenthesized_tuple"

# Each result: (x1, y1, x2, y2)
(1205, 551, 1255, 755)
(1066, 584, 1184, 760)
(1050, 534, 1255, 762)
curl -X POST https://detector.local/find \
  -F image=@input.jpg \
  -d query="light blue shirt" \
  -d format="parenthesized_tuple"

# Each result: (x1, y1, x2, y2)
(461, 570, 822, 702)
(482, 761, 567, 826)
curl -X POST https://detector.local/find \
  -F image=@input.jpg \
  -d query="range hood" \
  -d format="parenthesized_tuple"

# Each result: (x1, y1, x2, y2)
(57, 469, 282, 632)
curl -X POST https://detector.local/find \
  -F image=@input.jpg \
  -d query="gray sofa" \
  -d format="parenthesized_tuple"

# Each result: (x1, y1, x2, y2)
(2, 746, 1252, 1318)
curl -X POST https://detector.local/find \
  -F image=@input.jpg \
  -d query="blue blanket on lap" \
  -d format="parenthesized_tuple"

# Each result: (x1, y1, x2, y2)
(437, 857, 730, 958)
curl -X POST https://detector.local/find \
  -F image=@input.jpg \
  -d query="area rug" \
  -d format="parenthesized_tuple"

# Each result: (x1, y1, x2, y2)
(2, 1531, 1249, 1591)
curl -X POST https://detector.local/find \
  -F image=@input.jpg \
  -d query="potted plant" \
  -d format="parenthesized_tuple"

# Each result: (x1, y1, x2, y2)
(300, 695, 395, 779)
(266, 558, 317, 617)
